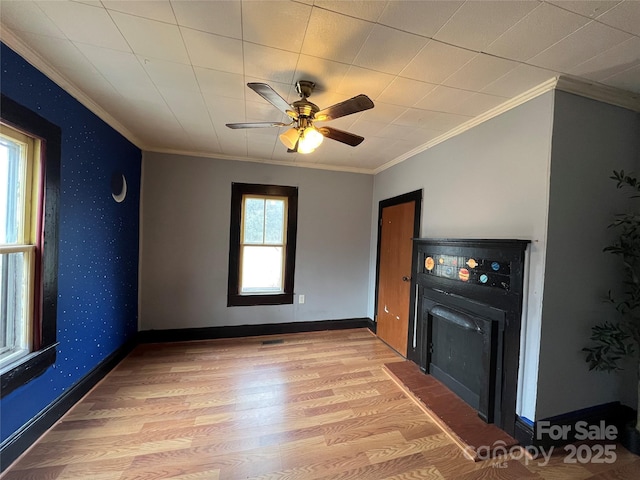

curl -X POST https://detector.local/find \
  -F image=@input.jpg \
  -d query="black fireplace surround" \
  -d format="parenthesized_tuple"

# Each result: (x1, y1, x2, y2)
(408, 239, 529, 436)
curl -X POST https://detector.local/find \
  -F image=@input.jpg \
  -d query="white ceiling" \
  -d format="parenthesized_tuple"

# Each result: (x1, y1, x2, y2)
(1, 0, 639, 173)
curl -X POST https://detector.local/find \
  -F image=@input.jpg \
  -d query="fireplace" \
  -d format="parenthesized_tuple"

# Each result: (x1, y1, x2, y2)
(426, 300, 503, 424)
(409, 239, 529, 436)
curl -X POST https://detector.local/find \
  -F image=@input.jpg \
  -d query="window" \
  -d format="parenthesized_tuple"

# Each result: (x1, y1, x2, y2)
(240, 195, 287, 293)
(228, 183, 298, 306)
(0, 94, 60, 397)
(0, 124, 38, 369)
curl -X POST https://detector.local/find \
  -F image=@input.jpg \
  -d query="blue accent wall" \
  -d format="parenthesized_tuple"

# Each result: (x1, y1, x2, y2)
(0, 43, 141, 442)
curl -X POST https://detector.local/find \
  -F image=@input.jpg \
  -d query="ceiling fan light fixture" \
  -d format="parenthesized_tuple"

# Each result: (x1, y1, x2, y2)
(297, 142, 315, 154)
(227, 81, 374, 153)
(279, 127, 300, 150)
(298, 126, 323, 154)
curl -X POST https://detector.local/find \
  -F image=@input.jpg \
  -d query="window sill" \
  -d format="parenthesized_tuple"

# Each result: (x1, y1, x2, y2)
(0, 343, 57, 398)
(228, 292, 294, 307)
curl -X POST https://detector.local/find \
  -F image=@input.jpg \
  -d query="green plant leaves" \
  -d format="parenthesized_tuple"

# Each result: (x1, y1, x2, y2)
(585, 170, 640, 372)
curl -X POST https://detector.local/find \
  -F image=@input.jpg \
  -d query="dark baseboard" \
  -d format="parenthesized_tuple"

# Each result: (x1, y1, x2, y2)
(0, 337, 137, 472)
(367, 318, 377, 333)
(514, 416, 535, 446)
(621, 422, 640, 455)
(515, 402, 635, 448)
(139, 318, 372, 343)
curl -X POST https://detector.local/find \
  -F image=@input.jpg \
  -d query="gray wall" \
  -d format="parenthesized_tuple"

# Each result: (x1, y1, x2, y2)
(140, 153, 373, 330)
(369, 92, 556, 422)
(535, 91, 640, 418)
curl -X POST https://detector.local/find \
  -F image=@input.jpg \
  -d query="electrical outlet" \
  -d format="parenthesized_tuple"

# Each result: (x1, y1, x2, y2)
(299, 294, 305, 304)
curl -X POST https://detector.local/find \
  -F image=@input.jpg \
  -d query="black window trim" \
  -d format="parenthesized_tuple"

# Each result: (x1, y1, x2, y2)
(0, 94, 60, 398)
(228, 183, 298, 307)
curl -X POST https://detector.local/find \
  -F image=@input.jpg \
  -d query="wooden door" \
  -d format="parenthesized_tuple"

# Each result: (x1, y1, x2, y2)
(376, 200, 416, 356)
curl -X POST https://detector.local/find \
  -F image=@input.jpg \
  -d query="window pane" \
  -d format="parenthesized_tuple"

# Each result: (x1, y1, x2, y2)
(241, 245, 283, 293)
(243, 198, 264, 244)
(0, 252, 28, 362)
(0, 136, 24, 244)
(264, 199, 284, 244)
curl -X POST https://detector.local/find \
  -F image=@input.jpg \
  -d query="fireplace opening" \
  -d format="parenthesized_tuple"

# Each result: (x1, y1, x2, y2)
(425, 301, 504, 424)
(431, 308, 483, 408)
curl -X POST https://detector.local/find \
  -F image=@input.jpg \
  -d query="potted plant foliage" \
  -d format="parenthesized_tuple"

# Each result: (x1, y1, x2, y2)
(583, 170, 640, 454)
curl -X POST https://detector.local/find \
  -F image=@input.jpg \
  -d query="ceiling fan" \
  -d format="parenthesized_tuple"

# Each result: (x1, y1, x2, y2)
(226, 80, 374, 154)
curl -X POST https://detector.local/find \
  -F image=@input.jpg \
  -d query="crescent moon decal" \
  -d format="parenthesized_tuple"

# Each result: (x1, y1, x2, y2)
(111, 173, 127, 203)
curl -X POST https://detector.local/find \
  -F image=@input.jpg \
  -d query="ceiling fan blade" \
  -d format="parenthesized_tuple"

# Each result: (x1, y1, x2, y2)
(226, 122, 289, 129)
(319, 127, 365, 147)
(247, 82, 292, 114)
(315, 94, 374, 121)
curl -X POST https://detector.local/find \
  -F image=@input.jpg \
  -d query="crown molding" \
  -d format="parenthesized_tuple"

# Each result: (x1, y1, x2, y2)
(4, 25, 637, 177)
(555, 75, 640, 112)
(374, 74, 640, 175)
(374, 77, 560, 174)
(1, 27, 373, 175)
(0, 26, 145, 150)
(145, 147, 375, 175)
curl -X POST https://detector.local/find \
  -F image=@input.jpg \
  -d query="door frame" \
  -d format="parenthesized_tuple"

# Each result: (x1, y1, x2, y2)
(373, 189, 422, 358)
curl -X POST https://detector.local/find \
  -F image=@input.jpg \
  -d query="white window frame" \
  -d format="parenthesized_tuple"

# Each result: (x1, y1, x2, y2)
(0, 123, 39, 371)
(239, 194, 288, 294)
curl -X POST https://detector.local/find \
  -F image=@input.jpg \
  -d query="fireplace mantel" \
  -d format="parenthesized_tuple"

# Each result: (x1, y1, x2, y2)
(409, 238, 530, 436)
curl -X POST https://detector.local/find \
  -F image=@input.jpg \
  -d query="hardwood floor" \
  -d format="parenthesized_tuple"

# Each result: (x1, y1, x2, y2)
(2, 329, 639, 479)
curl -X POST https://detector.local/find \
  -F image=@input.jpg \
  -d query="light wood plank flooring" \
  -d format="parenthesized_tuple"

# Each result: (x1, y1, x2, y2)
(2, 329, 639, 479)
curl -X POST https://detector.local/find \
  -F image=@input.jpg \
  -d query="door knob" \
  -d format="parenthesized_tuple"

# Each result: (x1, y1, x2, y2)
(402, 276, 411, 282)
